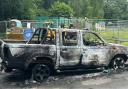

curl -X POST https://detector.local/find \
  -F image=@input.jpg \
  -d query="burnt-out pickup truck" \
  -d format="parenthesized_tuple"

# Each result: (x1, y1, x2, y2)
(0, 28, 128, 82)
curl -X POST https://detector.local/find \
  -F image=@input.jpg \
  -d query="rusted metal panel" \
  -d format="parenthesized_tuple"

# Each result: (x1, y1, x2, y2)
(3, 44, 56, 69)
(59, 47, 81, 66)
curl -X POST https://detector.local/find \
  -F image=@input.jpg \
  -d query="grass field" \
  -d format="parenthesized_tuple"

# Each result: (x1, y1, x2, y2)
(97, 30, 128, 46)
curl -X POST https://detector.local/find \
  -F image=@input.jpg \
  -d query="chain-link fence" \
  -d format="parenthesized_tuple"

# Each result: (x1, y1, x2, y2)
(0, 19, 128, 45)
(85, 19, 128, 45)
(0, 19, 86, 40)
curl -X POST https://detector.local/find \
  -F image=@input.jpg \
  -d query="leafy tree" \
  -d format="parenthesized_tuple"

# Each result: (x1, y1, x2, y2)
(21, 0, 38, 19)
(87, 0, 104, 19)
(1, 0, 128, 20)
(104, 0, 128, 20)
(43, 0, 55, 9)
(34, 0, 51, 16)
(67, 0, 89, 17)
(0, 0, 38, 20)
(57, 0, 104, 18)
(49, 1, 74, 17)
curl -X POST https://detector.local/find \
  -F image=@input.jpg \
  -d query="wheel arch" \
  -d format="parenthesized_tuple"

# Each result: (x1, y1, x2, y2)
(26, 56, 55, 71)
(113, 54, 127, 61)
(108, 54, 128, 67)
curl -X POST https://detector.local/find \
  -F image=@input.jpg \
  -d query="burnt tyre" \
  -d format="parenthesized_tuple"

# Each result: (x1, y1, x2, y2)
(110, 56, 126, 70)
(32, 64, 50, 82)
(0, 39, 5, 59)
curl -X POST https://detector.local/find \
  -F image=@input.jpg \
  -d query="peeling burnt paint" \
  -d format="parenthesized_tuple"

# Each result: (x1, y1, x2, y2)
(108, 43, 128, 57)
(1, 43, 56, 70)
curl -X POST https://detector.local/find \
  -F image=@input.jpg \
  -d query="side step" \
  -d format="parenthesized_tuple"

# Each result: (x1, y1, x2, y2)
(56, 68, 102, 74)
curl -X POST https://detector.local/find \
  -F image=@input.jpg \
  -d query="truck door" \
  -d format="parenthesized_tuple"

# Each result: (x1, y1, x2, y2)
(81, 32, 110, 66)
(59, 30, 81, 66)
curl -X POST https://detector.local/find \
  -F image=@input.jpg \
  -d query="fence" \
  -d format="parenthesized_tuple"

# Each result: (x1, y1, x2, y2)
(0, 19, 86, 40)
(0, 19, 128, 45)
(85, 19, 128, 45)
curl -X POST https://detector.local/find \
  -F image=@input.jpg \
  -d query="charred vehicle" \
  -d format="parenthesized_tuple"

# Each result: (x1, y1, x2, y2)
(0, 28, 128, 82)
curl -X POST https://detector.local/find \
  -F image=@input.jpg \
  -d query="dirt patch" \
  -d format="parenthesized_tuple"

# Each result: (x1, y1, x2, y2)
(81, 77, 111, 86)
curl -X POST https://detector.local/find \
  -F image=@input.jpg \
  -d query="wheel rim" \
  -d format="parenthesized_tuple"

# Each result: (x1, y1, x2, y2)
(33, 64, 50, 82)
(113, 57, 125, 70)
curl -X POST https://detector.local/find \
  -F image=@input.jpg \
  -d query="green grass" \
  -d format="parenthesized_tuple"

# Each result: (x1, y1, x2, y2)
(96, 30, 128, 46)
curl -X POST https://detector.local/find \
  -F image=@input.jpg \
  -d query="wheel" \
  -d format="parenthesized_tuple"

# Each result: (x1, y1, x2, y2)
(5, 68, 12, 72)
(110, 56, 126, 70)
(32, 64, 50, 82)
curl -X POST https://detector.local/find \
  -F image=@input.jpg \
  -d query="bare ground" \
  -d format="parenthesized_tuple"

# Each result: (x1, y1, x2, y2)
(0, 68, 128, 89)
(0, 56, 128, 89)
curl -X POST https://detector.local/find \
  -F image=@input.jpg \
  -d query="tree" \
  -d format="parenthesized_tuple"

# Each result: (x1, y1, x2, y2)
(87, 0, 104, 19)
(21, 0, 38, 19)
(67, 0, 89, 17)
(34, 0, 51, 16)
(0, 0, 38, 20)
(104, 0, 128, 20)
(57, 0, 104, 19)
(49, 1, 74, 17)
